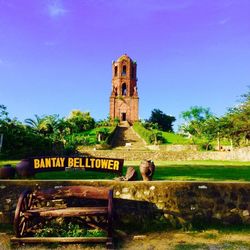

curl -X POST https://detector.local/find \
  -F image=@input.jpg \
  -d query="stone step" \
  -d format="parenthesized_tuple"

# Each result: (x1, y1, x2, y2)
(111, 124, 146, 150)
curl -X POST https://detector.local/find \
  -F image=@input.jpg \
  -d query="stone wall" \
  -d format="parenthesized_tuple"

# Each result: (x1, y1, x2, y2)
(81, 146, 250, 161)
(147, 145, 198, 151)
(0, 180, 249, 231)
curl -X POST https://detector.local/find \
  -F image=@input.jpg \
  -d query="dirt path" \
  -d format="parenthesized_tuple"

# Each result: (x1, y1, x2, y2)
(1, 230, 250, 250)
(120, 230, 250, 250)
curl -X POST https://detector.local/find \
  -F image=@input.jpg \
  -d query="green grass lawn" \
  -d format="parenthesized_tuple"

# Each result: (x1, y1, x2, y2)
(0, 160, 19, 166)
(126, 160, 250, 181)
(160, 131, 191, 144)
(1, 159, 250, 181)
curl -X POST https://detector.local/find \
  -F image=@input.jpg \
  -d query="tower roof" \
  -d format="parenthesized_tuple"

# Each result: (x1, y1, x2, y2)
(117, 54, 132, 62)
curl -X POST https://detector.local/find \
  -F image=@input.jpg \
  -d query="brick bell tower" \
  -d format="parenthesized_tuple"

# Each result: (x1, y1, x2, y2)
(110, 54, 139, 124)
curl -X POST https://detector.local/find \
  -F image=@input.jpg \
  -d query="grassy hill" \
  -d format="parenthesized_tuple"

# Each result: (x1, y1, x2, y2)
(133, 122, 191, 145)
(65, 126, 116, 146)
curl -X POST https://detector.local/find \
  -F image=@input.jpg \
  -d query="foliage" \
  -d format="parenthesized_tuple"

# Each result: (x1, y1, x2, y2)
(0, 105, 8, 120)
(136, 120, 194, 145)
(180, 106, 213, 137)
(222, 89, 250, 146)
(0, 117, 53, 158)
(148, 109, 176, 132)
(142, 121, 159, 130)
(180, 89, 250, 149)
(180, 106, 219, 150)
(0, 106, 99, 158)
(133, 122, 154, 144)
(96, 127, 110, 142)
(134, 121, 192, 145)
(35, 220, 106, 237)
(66, 110, 95, 133)
(104, 125, 118, 145)
(25, 114, 60, 136)
(150, 131, 166, 144)
(96, 116, 112, 127)
(113, 117, 120, 125)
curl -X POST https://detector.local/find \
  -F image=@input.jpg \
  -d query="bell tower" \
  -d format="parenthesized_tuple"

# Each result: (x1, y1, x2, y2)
(110, 54, 139, 124)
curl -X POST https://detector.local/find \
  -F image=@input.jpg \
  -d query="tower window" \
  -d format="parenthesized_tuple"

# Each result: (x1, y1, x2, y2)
(122, 65, 126, 76)
(114, 66, 118, 76)
(122, 83, 127, 96)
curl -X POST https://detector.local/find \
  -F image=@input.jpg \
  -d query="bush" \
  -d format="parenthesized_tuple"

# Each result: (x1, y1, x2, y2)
(105, 125, 118, 145)
(0, 120, 54, 159)
(198, 142, 214, 151)
(150, 131, 166, 144)
(35, 220, 106, 237)
(133, 122, 153, 144)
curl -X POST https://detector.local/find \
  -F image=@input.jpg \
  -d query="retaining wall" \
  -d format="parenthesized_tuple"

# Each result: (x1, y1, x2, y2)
(81, 146, 250, 161)
(0, 180, 249, 230)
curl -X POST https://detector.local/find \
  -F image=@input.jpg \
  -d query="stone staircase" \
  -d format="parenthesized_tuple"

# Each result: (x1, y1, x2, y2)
(111, 122, 146, 150)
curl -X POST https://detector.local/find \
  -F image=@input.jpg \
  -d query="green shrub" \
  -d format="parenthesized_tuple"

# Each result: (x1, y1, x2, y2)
(150, 131, 166, 144)
(105, 125, 118, 145)
(198, 142, 214, 151)
(133, 122, 153, 144)
(35, 220, 107, 237)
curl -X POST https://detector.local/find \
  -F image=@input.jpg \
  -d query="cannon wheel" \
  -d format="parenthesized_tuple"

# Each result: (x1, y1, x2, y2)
(14, 189, 34, 237)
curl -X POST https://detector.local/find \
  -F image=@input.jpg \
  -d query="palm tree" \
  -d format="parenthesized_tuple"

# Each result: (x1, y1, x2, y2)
(25, 114, 60, 136)
(25, 115, 44, 132)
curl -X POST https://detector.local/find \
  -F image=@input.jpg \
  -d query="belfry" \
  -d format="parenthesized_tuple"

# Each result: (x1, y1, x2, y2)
(109, 54, 139, 124)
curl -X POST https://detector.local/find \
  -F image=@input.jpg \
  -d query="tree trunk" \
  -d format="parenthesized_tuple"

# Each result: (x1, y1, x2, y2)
(217, 132, 221, 151)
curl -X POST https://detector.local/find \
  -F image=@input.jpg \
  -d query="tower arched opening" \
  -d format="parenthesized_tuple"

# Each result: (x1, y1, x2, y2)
(122, 83, 127, 96)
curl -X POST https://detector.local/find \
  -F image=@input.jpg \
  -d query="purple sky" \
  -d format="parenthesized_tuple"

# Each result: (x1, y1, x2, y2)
(0, 0, 249, 130)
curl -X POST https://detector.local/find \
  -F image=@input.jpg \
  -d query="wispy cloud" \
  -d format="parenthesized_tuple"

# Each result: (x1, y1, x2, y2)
(219, 18, 230, 25)
(48, 0, 68, 18)
(0, 58, 11, 67)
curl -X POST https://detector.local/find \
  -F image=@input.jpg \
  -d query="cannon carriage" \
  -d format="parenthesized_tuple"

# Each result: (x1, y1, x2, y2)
(12, 186, 114, 249)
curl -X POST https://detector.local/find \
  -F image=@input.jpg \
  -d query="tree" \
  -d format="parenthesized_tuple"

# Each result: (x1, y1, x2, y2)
(180, 106, 217, 149)
(220, 88, 250, 147)
(25, 114, 61, 136)
(66, 110, 95, 133)
(180, 106, 213, 138)
(0, 107, 53, 158)
(148, 109, 176, 132)
(201, 116, 220, 150)
(0, 105, 8, 120)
